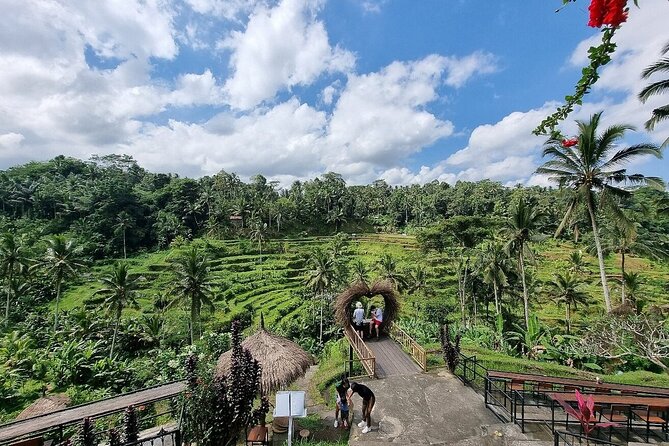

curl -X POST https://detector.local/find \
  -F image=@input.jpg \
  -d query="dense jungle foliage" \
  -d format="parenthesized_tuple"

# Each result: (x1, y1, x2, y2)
(1, 153, 668, 422)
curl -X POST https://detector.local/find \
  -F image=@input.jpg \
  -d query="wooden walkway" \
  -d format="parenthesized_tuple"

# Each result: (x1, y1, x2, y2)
(366, 337, 421, 378)
(0, 381, 185, 444)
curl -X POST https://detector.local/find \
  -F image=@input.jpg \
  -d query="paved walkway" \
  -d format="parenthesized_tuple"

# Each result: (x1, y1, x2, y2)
(366, 337, 422, 378)
(347, 371, 552, 446)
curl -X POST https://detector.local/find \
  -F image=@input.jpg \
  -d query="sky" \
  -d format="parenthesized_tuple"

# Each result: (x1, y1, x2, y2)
(0, 0, 668, 187)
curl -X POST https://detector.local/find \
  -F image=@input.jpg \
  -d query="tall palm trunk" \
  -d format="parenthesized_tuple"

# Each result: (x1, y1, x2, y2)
(519, 251, 529, 329)
(54, 277, 61, 331)
(565, 303, 571, 334)
(5, 269, 12, 326)
(190, 301, 196, 344)
(586, 196, 612, 312)
(122, 228, 127, 259)
(319, 293, 324, 344)
(620, 251, 626, 305)
(493, 281, 500, 315)
(111, 307, 121, 358)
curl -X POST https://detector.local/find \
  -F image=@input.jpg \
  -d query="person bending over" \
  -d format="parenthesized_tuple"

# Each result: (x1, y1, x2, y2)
(343, 378, 375, 434)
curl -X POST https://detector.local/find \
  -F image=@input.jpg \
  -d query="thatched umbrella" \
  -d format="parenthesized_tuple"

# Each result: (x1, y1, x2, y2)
(16, 394, 70, 420)
(334, 280, 399, 333)
(217, 316, 313, 393)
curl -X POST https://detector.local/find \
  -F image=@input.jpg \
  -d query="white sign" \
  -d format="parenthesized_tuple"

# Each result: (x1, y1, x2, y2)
(274, 391, 307, 417)
(274, 391, 307, 446)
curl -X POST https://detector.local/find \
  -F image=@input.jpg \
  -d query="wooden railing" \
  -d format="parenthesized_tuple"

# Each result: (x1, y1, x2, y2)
(343, 325, 376, 378)
(390, 325, 427, 371)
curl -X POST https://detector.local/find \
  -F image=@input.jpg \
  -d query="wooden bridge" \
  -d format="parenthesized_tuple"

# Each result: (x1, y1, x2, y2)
(0, 381, 185, 445)
(343, 325, 428, 379)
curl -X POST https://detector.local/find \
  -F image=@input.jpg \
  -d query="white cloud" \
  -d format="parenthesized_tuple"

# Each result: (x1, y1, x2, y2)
(322, 55, 455, 176)
(221, 0, 355, 109)
(443, 51, 499, 88)
(123, 98, 327, 178)
(361, 0, 386, 14)
(185, 0, 266, 20)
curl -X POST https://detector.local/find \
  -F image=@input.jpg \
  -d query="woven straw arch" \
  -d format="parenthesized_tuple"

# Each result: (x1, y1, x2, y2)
(334, 280, 400, 334)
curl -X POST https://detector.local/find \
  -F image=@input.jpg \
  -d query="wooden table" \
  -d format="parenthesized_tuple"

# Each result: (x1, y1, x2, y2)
(246, 425, 269, 446)
(488, 371, 669, 397)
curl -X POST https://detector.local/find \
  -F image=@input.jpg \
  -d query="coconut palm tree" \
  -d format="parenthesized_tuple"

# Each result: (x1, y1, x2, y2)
(0, 233, 29, 326)
(350, 259, 369, 285)
(537, 112, 663, 312)
(603, 220, 667, 304)
(478, 241, 511, 316)
(548, 272, 589, 333)
(639, 41, 669, 142)
(504, 199, 542, 329)
(169, 247, 214, 344)
(91, 262, 142, 357)
(37, 236, 86, 330)
(304, 248, 336, 344)
(377, 254, 406, 290)
(114, 212, 134, 259)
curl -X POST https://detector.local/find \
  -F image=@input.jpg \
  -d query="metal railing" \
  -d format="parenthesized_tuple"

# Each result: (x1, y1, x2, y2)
(553, 430, 620, 445)
(389, 325, 427, 371)
(125, 428, 181, 446)
(344, 325, 376, 378)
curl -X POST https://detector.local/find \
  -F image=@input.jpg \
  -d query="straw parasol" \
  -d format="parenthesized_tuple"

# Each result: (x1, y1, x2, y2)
(216, 316, 313, 393)
(16, 394, 70, 420)
(334, 280, 399, 333)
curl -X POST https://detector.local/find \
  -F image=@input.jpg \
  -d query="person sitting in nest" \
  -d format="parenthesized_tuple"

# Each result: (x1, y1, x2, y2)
(369, 305, 383, 340)
(352, 301, 365, 339)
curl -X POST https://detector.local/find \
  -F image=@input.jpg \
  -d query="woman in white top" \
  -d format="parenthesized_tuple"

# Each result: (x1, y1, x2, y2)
(352, 302, 365, 339)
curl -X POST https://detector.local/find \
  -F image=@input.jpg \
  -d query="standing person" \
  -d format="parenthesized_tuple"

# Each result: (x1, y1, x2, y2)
(368, 305, 377, 338)
(370, 305, 383, 339)
(342, 378, 375, 434)
(352, 301, 365, 339)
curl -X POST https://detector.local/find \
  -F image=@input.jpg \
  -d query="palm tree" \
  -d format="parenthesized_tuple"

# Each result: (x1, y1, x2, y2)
(477, 241, 511, 316)
(504, 199, 542, 329)
(304, 248, 336, 344)
(350, 259, 369, 285)
(537, 112, 663, 312)
(548, 272, 588, 333)
(377, 254, 406, 290)
(602, 220, 667, 304)
(249, 222, 267, 265)
(406, 264, 431, 298)
(568, 251, 587, 276)
(114, 212, 134, 259)
(639, 41, 669, 142)
(37, 236, 86, 330)
(91, 262, 142, 357)
(169, 247, 214, 344)
(0, 233, 29, 326)
(622, 272, 642, 306)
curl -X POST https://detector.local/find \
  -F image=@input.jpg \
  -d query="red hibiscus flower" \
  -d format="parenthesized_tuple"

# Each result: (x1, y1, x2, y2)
(562, 138, 578, 148)
(588, 0, 628, 28)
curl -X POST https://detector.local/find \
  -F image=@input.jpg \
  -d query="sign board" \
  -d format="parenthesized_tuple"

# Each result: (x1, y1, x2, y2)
(274, 391, 307, 418)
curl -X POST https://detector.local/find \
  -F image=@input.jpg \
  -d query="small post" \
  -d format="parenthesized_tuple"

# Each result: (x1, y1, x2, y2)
(348, 344, 354, 377)
(287, 392, 293, 446)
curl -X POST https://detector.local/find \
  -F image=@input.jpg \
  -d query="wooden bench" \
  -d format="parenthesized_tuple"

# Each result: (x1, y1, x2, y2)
(246, 425, 269, 446)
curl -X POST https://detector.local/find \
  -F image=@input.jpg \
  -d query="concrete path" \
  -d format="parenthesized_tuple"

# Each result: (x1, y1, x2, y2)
(347, 370, 552, 446)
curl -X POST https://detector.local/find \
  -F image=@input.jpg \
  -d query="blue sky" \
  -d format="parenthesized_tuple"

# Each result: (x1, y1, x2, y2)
(0, 0, 667, 186)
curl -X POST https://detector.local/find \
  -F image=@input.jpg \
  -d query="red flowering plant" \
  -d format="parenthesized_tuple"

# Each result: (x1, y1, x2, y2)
(561, 138, 578, 147)
(588, 0, 628, 28)
(558, 390, 618, 439)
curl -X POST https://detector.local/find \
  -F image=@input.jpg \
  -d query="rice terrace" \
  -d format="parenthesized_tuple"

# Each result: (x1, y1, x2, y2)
(1, 1, 669, 446)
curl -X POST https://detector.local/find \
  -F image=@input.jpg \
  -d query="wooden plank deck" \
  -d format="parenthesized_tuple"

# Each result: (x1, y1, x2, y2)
(0, 381, 185, 443)
(367, 337, 421, 378)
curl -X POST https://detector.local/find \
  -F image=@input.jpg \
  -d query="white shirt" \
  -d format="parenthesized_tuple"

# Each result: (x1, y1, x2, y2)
(353, 308, 364, 324)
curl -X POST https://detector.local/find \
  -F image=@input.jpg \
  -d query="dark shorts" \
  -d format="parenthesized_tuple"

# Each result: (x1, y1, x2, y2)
(354, 322, 364, 331)
(340, 409, 349, 420)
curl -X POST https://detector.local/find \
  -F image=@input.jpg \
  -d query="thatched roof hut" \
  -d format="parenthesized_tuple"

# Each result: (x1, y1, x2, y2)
(334, 280, 400, 333)
(217, 318, 313, 393)
(16, 394, 70, 420)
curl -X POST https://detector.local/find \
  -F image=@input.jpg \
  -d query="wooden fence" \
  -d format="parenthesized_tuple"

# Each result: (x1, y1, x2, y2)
(389, 325, 427, 371)
(343, 325, 376, 378)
